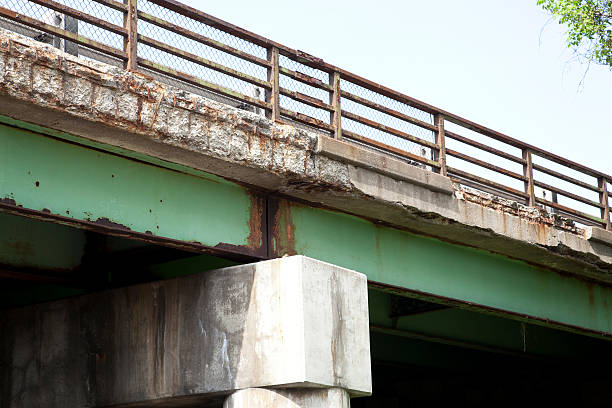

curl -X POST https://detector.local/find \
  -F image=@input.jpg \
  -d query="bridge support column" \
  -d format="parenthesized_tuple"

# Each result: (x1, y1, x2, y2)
(0, 256, 371, 407)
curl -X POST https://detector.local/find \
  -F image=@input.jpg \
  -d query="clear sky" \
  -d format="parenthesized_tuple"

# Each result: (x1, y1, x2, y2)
(191, 0, 611, 175)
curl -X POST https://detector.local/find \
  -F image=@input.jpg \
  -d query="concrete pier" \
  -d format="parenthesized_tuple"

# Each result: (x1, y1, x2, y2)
(0, 256, 371, 407)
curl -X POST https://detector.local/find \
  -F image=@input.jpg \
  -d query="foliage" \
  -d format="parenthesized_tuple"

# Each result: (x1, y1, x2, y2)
(538, 0, 612, 68)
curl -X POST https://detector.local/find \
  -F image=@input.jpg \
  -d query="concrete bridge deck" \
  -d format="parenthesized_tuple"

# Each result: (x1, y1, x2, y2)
(1, 10, 612, 407)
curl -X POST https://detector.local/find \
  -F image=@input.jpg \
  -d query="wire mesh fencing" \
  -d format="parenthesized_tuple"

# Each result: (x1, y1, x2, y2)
(340, 78, 435, 167)
(278, 54, 332, 133)
(0, 0, 124, 55)
(138, 0, 267, 98)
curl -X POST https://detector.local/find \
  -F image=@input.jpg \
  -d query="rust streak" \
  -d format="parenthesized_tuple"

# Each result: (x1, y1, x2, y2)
(211, 192, 267, 259)
(0, 197, 18, 206)
(267, 198, 296, 257)
(247, 193, 264, 250)
(93, 217, 132, 231)
(296, 50, 324, 64)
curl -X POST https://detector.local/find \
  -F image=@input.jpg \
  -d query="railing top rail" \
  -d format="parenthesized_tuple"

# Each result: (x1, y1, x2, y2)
(442, 115, 612, 181)
(147, 0, 611, 183)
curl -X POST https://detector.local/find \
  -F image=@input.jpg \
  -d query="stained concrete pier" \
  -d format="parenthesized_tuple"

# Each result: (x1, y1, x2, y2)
(0, 256, 371, 407)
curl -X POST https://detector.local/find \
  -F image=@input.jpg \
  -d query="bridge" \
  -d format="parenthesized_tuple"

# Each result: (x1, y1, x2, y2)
(1, 1, 612, 407)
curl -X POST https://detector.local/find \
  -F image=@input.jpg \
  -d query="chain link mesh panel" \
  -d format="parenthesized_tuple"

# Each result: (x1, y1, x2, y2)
(279, 53, 329, 83)
(137, 42, 262, 96)
(278, 54, 331, 129)
(443, 122, 525, 194)
(137, 0, 267, 109)
(531, 153, 603, 220)
(0, 0, 124, 51)
(57, 0, 123, 48)
(139, 0, 265, 60)
(340, 79, 434, 161)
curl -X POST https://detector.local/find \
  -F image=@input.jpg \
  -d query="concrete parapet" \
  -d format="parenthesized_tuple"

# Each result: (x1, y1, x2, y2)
(315, 135, 454, 195)
(0, 256, 371, 407)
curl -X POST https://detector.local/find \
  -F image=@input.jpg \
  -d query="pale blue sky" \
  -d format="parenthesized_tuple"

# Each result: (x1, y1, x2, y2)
(192, 0, 611, 175)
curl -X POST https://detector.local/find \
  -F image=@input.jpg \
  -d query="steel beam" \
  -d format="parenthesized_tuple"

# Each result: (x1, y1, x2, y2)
(0, 121, 266, 259)
(269, 198, 612, 338)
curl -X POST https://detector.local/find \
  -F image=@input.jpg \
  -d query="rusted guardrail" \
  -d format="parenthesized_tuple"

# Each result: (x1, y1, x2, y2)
(0, 0, 610, 230)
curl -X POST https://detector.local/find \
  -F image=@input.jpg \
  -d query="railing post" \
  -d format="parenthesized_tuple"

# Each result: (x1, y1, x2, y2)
(522, 148, 536, 207)
(433, 113, 446, 176)
(124, 0, 138, 71)
(330, 71, 341, 139)
(599, 177, 611, 230)
(266, 46, 280, 121)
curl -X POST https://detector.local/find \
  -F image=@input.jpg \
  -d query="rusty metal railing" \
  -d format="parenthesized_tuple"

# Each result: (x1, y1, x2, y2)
(0, 0, 610, 230)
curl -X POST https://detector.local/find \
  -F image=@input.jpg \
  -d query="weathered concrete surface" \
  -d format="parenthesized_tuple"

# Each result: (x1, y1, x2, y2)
(315, 135, 454, 195)
(586, 226, 612, 245)
(224, 388, 350, 408)
(0, 256, 371, 407)
(0, 28, 610, 281)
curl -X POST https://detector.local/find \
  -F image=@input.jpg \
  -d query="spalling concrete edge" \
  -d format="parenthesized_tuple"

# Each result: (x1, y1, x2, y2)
(586, 226, 612, 245)
(0, 28, 610, 283)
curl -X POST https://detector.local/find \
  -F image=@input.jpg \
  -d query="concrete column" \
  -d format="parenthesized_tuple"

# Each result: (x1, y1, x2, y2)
(224, 388, 350, 408)
(1, 256, 371, 407)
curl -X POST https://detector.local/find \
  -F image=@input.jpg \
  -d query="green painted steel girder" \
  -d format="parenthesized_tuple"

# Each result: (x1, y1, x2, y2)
(269, 200, 612, 338)
(0, 120, 266, 258)
(3, 116, 612, 338)
(368, 289, 612, 359)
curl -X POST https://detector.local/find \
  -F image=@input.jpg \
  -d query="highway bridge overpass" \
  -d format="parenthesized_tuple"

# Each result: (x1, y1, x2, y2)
(1, 2, 612, 406)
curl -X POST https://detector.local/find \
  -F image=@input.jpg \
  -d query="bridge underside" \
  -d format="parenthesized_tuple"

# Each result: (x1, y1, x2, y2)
(2, 118, 612, 406)
(2, 117, 612, 336)
(3, 212, 612, 406)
